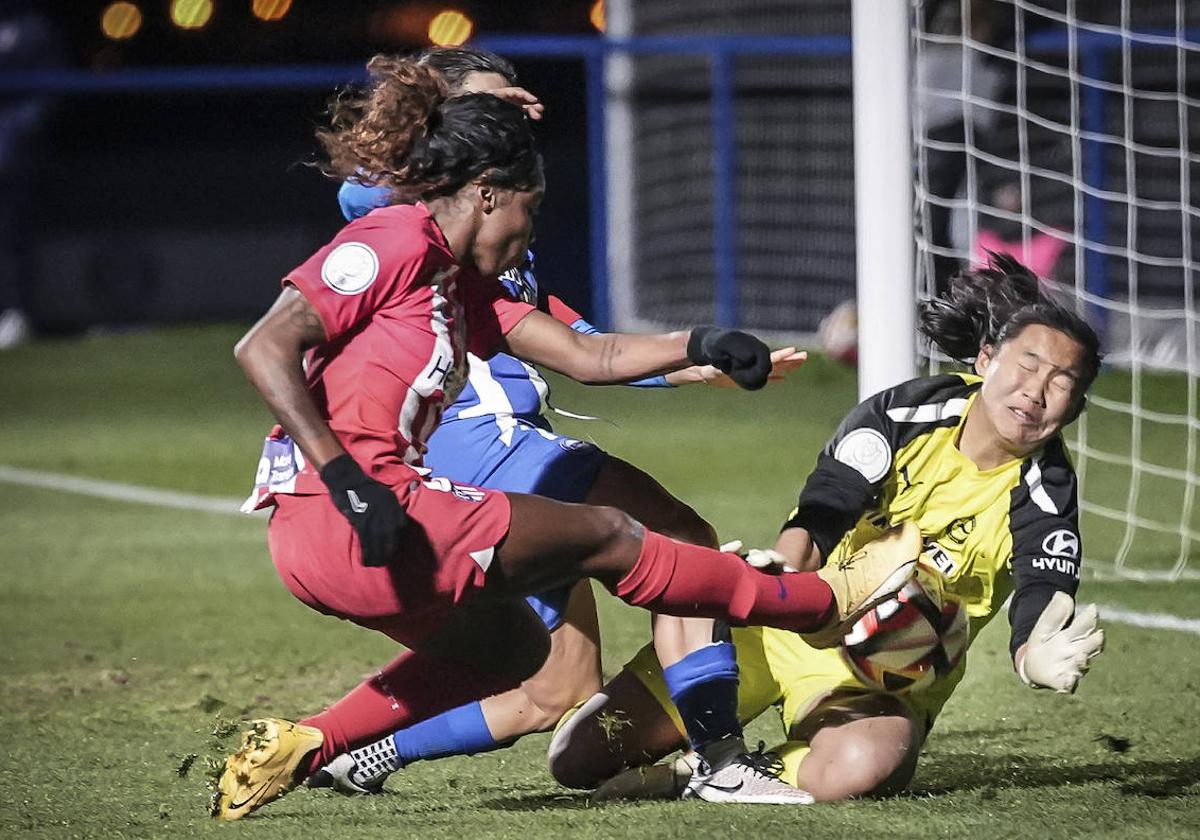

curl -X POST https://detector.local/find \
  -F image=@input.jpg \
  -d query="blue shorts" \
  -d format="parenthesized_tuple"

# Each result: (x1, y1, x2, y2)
(425, 417, 608, 630)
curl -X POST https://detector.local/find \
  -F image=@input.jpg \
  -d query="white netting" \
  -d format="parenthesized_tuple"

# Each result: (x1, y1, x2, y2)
(912, 0, 1200, 580)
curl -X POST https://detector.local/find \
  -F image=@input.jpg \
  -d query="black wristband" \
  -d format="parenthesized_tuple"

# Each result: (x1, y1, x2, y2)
(686, 325, 719, 366)
(319, 453, 365, 489)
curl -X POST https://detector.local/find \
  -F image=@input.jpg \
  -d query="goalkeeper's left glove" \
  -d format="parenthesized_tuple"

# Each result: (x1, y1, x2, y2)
(1018, 591, 1105, 694)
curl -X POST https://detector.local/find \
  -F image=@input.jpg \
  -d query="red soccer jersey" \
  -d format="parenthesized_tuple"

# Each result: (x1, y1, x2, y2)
(244, 203, 535, 509)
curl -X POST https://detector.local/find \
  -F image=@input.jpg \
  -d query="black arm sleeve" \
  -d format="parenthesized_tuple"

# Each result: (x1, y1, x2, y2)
(783, 457, 877, 562)
(1006, 437, 1083, 659)
(782, 375, 975, 563)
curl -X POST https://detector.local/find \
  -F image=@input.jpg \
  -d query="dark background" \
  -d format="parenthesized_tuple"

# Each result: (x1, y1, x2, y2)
(17, 2, 597, 331)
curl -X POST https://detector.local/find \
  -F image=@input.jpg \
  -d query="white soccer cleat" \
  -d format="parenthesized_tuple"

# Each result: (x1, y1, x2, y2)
(682, 739, 815, 805)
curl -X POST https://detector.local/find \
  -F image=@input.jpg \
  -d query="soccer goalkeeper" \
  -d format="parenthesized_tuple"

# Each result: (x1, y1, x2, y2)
(550, 254, 1107, 802)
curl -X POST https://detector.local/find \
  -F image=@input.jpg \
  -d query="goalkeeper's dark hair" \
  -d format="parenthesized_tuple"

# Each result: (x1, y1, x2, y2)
(414, 46, 517, 90)
(918, 252, 1102, 393)
(317, 56, 541, 203)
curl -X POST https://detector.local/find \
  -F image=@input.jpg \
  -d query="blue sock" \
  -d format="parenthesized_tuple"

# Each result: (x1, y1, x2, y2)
(391, 701, 502, 766)
(662, 641, 742, 751)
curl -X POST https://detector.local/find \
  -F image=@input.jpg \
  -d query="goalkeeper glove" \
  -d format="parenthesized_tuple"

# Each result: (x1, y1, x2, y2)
(720, 540, 797, 574)
(1018, 591, 1105, 694)
(319, 454, 409, 567)
(686, 326, 772, 391)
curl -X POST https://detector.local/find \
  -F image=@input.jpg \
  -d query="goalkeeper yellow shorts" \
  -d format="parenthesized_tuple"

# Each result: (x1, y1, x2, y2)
(624, 626, 966, 745)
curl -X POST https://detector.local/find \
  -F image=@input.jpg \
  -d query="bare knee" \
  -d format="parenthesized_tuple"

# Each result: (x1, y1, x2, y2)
(576, 505, 644, 582)
(800, 711, 921, 801)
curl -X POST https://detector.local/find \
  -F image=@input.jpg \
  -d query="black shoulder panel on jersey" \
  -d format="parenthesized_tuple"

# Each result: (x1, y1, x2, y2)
(1007, 436, 1083, 658)
(786, 374, 980, 561)
(784, 457, 875, 562)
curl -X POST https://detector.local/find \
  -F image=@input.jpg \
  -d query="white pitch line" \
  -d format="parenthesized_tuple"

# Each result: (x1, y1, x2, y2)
(2, 464, 1199, 634)
(0, 464, 244, 515)
(1095, 604, 1200, 635)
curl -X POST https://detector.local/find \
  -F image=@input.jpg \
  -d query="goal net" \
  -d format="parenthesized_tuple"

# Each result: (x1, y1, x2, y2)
(912, 0, 1199, 580)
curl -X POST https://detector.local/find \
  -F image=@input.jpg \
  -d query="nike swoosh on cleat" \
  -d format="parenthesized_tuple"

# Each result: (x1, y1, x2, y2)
(699, 780, 745, 793)
(228, 772, 282, 811)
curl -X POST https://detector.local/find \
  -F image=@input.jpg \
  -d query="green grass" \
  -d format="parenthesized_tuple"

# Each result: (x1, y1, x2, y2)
(1, 326, 1198, 838)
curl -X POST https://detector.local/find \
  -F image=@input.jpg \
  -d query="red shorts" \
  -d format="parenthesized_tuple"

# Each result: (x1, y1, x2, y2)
(267, 476, 512, 646)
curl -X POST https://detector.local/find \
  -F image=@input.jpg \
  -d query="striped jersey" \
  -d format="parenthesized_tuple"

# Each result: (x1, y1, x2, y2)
(440, 253, 551, 437)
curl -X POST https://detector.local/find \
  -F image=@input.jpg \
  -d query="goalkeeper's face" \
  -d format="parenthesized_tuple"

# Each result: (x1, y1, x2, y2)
(975, 324, 1088, 456)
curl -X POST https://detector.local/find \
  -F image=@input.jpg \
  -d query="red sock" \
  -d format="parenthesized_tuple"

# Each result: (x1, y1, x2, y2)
(299, 650, 518, 776)
(613, 530, 836, 632)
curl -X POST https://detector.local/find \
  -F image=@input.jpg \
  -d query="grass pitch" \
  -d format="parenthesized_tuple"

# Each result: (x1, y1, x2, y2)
(1, 326, 1198, 839)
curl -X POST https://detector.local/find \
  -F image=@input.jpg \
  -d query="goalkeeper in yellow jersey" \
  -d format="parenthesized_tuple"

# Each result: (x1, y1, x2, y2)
(549, 254, 1106, 802)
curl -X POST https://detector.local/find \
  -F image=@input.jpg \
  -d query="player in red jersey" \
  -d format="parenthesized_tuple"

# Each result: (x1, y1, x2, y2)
(212, 56, 921, 820)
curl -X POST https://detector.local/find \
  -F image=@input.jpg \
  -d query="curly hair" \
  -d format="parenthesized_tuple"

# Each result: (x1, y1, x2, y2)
(918, 252, 1102, 391)
(317, 55, 541, 203)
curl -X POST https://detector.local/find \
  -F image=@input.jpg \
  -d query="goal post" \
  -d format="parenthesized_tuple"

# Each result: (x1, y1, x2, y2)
(852, 0, 918, 400)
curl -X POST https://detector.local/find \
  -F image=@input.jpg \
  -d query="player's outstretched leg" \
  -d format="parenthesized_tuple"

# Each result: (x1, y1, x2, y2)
(212, 600, 550, 820)
(581, 456, 809, 801)
(307, 582, 602, 795)
(492, 494, 920, 637)
(304, 455, 720, 797)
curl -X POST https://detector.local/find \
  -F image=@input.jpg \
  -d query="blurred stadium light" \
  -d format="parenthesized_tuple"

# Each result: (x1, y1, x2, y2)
(101, 2, 142, 41)
(251, 0, 292, 24)
(170, 0, 213, 31)
(428, 10, 474, 47)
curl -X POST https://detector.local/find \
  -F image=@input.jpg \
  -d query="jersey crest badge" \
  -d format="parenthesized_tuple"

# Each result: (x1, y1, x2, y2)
(322, 242, 379, 295)
(834, 428, 892, 483)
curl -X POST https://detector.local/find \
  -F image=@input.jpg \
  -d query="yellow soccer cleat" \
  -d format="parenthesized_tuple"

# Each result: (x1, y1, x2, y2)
(211, 718, 324, 821)
(802, 521, 922, 649)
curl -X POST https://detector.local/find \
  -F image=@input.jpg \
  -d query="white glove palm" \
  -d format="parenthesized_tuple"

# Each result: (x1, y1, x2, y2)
(720, 540, 796, 573)
(1018, 591, 1105, 694)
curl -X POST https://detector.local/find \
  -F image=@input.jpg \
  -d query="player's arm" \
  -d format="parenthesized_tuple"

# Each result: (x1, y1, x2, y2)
(502, 308, 771, 390)
(545, 295, 671, 387)
(771, 526, 823, 572)
(665, 347, 806, 388)
(546, 294, 805, 389)
(234, 285, 407, 566)
(234, 286, 344, 470)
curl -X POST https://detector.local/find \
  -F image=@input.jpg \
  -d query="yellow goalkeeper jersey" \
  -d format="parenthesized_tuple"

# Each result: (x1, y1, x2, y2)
(786, 373, 1083, 656)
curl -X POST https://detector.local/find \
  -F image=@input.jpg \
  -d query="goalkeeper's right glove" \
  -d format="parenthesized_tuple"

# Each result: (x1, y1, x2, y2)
(1018, 591, 1105, 694)
(686, 326, 772, 391)
(319, 454, 408, 567)
(720, 540, 797, 574)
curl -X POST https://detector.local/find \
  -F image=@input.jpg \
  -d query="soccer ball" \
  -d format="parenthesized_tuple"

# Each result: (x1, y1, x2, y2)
(817, 299, 858, 366)
(841, 565, 969, 694)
